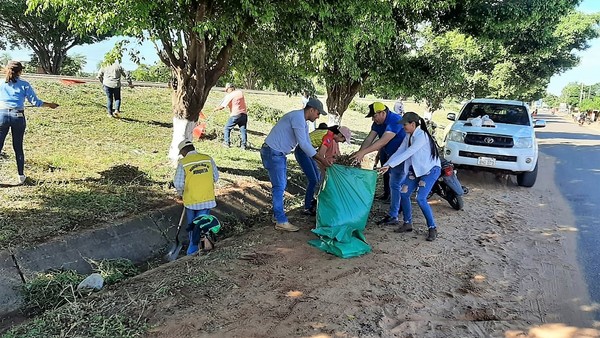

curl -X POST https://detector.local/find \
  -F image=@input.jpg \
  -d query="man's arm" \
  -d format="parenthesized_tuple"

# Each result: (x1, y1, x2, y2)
(214, 92, 233, 111)
(121, 67, 134, 87)
(97, 69, 104, 83)
(173, 164, 185, 196)
(210, 159, 219, 182)
(352, 131, 396, 163)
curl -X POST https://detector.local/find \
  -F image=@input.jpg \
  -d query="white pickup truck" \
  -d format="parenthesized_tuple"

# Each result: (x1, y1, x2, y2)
(442, 98, 546, 187)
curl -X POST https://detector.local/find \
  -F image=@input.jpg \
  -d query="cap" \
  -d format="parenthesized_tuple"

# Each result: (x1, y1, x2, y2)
(178, 139, 194, 152)
(400, 111, 421, 124)
(305, 97, 327, 115)
(225, 82, 234, 89)
(339, 126, 352, 144)
(366, 102, 387, 118)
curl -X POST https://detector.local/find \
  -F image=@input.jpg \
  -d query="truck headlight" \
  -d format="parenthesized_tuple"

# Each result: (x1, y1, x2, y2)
(514, 137, 533, 148)
(447, 130, 465, 143)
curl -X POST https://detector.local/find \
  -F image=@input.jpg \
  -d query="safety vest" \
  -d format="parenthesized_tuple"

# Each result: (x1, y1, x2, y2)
(180, 153, 216, 205)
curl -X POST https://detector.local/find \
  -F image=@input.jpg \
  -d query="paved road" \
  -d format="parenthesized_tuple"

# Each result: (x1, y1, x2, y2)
(536, 113, 600, 319)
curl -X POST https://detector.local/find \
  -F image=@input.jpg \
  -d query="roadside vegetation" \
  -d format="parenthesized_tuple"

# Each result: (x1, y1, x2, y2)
(0, 79, 452, 251)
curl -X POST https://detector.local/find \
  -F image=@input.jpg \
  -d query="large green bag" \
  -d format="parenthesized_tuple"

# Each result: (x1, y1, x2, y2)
(308, 164, 377, 258)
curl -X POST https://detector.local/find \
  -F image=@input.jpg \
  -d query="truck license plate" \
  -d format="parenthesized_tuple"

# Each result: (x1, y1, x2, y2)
(477, 156, 496, 166)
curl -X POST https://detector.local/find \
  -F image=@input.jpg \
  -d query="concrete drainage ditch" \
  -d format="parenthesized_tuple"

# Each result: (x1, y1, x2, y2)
(0, 181, 276, 330)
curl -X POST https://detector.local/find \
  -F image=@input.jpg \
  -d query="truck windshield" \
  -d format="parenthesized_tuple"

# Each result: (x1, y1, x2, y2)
(459, 103, 530, 126)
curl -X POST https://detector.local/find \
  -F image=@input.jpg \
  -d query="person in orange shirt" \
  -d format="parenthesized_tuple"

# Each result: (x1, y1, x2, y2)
(214, 83, 248, 149)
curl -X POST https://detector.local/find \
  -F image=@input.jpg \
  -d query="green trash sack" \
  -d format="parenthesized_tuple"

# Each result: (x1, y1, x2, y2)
(308, 164, 377, 258)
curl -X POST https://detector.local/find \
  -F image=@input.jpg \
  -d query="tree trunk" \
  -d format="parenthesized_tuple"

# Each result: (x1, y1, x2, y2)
(325, 74, 368, 124)
(165, 40, 234, 163)
(167, 67, 212, 163)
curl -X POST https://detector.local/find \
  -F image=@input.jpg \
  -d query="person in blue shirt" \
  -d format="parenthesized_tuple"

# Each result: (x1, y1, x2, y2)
(0, 61, 59, 184)
(261, 97, 332, 232)
(351, 102, 406, 226)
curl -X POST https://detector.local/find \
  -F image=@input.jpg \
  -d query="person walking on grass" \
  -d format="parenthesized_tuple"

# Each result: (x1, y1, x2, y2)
(261, 97, 332, 232)
(97, 59, 133, 118)
(0, 61, 59, 185)
(214, 83, 248, 149)
(295, 125, 352, 215)
(378, 112, 441, 241)
(173, 140, 219, 255)
(350, 102, 406, 226)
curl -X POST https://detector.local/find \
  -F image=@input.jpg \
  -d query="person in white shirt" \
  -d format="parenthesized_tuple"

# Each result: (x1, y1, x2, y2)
(393, 97, 404, 115)
(378, 112, 441, 241)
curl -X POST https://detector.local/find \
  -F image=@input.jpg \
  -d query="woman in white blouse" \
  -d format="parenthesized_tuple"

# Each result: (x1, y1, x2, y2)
(378, 112, 441, 241)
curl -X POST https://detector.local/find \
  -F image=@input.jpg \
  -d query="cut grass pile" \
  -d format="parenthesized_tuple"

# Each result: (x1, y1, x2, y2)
(21, 258, 138, 316)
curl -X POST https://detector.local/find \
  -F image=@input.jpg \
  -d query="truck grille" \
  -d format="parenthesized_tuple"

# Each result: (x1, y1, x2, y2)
(464, 133, 513, 148)
(458, 151, 518, 162)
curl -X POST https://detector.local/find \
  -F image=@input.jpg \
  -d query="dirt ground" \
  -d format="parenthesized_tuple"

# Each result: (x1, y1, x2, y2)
(83, 153, 599, 338)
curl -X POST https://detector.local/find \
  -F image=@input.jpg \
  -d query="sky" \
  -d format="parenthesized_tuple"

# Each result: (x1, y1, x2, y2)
(2, 1, 599, 96)
(546, 0, 600, 96)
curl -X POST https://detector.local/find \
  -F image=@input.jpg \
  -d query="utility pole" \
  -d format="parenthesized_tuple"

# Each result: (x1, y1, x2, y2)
(579, 82, 584, 107)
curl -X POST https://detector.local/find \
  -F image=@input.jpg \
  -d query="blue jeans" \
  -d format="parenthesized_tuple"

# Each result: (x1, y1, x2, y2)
(294, 147, 320, 210)
(186, 208, 210, 255)
(223, 114, 248, 147)
(0, 110, 26, 175)
(378, 150, 390, 197)
(260, 144, 288, 223)
(388, 165, 406, 219)
(400, 166, 441, 228)
(103, 85, 121, 114)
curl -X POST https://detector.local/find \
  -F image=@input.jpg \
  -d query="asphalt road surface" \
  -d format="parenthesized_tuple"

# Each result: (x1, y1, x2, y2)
(536, 112, 600, 320)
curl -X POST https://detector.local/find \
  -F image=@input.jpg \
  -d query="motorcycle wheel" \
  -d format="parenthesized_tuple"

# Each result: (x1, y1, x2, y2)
(446, 190, 464, 210)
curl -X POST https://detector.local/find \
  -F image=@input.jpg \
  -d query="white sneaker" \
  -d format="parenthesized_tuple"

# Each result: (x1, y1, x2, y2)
(18, 175, 26, 184)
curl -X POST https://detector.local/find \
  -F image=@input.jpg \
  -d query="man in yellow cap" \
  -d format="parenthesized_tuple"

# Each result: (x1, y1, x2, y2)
(351, 102, 406, 226)
(173, 139, 219, 255)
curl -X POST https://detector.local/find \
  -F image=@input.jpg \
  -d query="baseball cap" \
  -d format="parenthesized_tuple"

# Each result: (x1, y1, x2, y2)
(339, 126, 352, 144)
(178, 139, 194, 152)
(366, 102, 387, 118)
(400, 111, 421, 124)
(306, 97, 327, 115)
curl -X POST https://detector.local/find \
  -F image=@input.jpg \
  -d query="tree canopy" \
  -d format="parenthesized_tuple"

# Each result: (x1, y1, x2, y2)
(0, 0, 109, 74)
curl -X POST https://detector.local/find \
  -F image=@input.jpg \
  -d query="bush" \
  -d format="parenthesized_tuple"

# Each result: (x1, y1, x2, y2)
(348, 101, 369, 115)
(248, 103, 284, 124)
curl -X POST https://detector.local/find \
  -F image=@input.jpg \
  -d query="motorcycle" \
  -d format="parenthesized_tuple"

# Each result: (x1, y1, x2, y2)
(427, 157, 467, 211)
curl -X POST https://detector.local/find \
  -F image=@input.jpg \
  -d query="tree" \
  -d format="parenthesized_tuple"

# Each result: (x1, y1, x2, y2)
(24, 53, 87, 75)
(561, 82, 585, 108)
(306, 0, 597, 121)
(543, 93, 560, 108)
(29, 0, 316, 161)
(131, 62, 171, 83)
(580, 96, 600, 111)
(0, 0, 109, 74)
(310, 0, 399, 124)
(0, 52, 11, 67)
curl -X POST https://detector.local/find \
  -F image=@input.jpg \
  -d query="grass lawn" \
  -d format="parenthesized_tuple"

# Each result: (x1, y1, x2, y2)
(0, 78, 454, 250)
